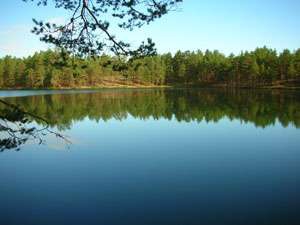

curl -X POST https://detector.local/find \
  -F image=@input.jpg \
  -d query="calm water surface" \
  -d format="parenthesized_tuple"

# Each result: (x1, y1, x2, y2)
(1, 89, 300, 225)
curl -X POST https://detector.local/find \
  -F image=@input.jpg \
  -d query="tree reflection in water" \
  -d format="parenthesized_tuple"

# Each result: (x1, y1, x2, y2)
(1, 88, 299, 150)
(0, 99, 70, 151)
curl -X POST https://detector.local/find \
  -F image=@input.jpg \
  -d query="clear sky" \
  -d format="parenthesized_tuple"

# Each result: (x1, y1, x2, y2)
(1, 0, 300, 57)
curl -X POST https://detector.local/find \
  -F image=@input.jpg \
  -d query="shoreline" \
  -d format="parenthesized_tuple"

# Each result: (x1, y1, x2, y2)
(1, 84, 300, 91)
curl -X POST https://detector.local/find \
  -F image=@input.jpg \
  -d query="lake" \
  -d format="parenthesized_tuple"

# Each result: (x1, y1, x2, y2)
(0, 88, 300, 225)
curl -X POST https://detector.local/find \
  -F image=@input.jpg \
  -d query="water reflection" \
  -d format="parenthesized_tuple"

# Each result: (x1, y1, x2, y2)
(2, 88, 300, 130)
(1, 89, 300, 225)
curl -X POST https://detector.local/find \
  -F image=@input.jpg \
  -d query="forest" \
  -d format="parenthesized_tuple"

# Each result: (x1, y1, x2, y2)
(0, 47, 300, 88)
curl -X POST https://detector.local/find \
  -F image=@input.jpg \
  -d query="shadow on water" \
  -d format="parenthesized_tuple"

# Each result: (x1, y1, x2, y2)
(0, 98, 70, 151)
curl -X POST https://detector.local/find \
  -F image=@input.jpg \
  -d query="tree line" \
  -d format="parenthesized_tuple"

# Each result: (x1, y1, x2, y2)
(1, 47, 300, 88)
(2, 89, 300, 130)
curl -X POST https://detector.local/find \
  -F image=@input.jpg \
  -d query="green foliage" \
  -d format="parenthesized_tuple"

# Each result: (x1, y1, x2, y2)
(295, 49, 300, 78)
(0, 98, 69, 151)
(61, 67, 74, 87)
(288, 63, 297, 79)
(23, 0, 183, 57)
(49, 69, 62, 87)
(15, 60, 26, 87)
(3, 56, 16, 87)
(2, 89, 300, 130)
(0, 59, 4, 87)
(0, 47, 300, 89)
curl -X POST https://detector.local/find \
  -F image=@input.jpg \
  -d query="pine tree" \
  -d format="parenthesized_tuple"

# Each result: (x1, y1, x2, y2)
(26, 69, 35, 88)
(3, 56, 16, 87)
(287, 63, 297, 79)
(0, 59, 4, 87)
(61, 67, 74, 87)
(50, 69, 61, 87)
(15, 61, 26, 87)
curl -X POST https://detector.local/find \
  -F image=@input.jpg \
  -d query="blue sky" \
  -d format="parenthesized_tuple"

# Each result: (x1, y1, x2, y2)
(0, 0, 300, 57)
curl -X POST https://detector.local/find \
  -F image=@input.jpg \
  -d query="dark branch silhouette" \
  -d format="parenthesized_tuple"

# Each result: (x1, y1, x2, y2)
(0, 99, 70, 151)
(23, 0, 182, 57)
(0, 0, 182, 151)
